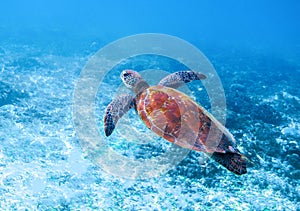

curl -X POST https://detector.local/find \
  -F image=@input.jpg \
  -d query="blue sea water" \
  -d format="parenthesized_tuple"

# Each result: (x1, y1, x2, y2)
(0, 1, 300, 210)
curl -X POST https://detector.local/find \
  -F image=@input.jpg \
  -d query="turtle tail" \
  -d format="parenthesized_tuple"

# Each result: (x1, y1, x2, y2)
(211, 152, 247, 175)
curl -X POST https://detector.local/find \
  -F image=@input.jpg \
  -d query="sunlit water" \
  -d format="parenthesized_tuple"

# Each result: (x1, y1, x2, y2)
(0, 1, 299, 210)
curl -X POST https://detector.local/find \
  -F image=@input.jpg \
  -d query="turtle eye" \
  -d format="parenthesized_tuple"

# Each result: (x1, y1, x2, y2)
(123, 72, 130, 77)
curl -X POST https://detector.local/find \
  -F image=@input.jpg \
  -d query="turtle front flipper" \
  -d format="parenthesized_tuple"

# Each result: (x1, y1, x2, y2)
(158, 71, 206, 89)
(104, 94, 135, 136)
(210, 152, 247, 175)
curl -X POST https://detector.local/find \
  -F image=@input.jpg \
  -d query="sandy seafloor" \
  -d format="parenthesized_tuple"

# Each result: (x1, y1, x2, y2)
(0, 38, 299, 211)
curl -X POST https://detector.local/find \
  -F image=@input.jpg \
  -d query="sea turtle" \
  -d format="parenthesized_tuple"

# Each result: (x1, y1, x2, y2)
(104, 70, 248, 175)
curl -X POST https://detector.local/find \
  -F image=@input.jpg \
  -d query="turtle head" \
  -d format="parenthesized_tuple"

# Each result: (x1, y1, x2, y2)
(121, 70, 142, 88)
(121, 70, 149, 94)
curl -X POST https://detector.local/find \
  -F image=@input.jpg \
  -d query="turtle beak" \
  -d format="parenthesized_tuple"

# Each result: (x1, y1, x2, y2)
(120, 70, 128, 83)
(121, 70, 134, 88)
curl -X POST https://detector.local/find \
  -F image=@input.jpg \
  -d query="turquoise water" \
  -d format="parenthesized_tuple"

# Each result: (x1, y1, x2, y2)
(1, 1, 299, 210)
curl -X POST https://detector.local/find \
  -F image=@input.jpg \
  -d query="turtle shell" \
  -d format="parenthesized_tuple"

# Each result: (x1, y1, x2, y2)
(136, 85, 236, 154)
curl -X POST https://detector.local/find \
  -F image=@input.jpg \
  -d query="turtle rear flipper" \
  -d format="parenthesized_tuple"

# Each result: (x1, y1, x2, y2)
(211, 152, 247, 175)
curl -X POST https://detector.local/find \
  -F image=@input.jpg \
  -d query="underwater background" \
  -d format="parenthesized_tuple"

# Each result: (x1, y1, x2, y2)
(0, 0, 299, 210)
